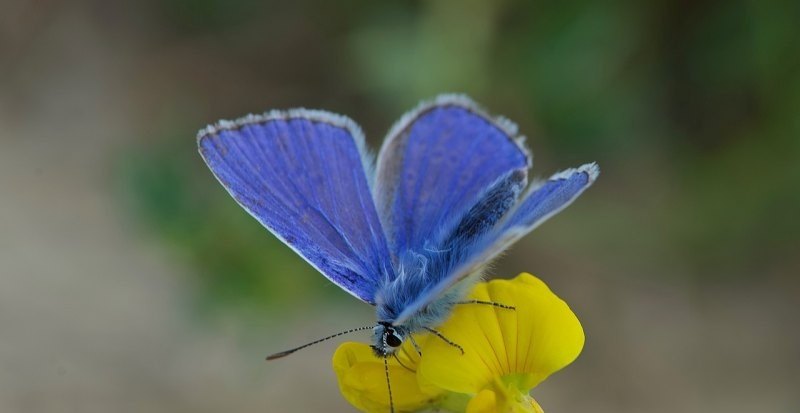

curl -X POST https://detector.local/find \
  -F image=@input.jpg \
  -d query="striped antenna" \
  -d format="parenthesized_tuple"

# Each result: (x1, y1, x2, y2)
(266, 325, 374, 360)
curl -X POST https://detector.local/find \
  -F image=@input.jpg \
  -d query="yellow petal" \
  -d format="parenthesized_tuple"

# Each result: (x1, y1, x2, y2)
(465, 379, 544, 413)
(332, 341, 443, 413)
(418, 273, 584, 394)
(465, 378, 546, 413)
(465, 389, 497, 413)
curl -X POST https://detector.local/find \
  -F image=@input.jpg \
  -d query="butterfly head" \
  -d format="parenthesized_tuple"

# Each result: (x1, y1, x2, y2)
(371, 321, 407, 357)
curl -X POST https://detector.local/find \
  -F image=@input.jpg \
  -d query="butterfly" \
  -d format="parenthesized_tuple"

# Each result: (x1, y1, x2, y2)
(197, 94, 598, 361)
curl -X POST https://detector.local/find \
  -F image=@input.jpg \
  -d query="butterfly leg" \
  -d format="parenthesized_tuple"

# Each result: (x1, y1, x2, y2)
(384, 357, 395, 413)
(392, 352, 416, 373)
(408, 335, 423, 357)
(423, 327, 465, 355)
(456, 300, 515, 310)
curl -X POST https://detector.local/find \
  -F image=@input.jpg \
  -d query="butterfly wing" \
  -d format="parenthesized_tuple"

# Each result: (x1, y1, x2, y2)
(495, 163, 599, 238)
(197, 110, 394, 304)
(375, 94, 531, 257)
(393, 163, 599, 323)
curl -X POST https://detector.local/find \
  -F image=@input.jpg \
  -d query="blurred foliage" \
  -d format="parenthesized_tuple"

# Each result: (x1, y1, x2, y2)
(120, 0, 800, 313)
(119, 132, 319, 312)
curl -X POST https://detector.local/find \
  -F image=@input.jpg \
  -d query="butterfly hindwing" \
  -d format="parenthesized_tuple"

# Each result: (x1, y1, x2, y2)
(197, 111, 394, 304)
(375, 95, 531, 257)
(393, 163, 598, 323)
(497, 163, 600, 238)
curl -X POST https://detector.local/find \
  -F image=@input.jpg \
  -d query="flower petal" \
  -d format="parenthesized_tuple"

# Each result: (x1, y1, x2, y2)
(332, 341, 443, 413)
(465, 389, 497, 413)
(465, 378, 546, 413)
(419, 273, 584, 394)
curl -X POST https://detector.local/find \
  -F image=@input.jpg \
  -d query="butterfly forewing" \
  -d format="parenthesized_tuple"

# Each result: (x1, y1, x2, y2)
(198, 111, 394, 304)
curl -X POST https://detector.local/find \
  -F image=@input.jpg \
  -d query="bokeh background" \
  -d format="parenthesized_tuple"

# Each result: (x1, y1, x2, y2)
(2, 0, 799, 412)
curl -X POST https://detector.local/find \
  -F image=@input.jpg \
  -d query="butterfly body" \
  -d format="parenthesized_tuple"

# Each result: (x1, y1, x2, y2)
(198, 94, 598, 359)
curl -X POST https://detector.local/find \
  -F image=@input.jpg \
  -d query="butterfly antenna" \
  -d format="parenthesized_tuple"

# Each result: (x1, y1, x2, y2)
(265, 325, 373, 361)
(384, 357, 395, 413)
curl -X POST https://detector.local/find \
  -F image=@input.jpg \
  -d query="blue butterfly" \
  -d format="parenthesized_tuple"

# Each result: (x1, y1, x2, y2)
(198, 94, 598, 360)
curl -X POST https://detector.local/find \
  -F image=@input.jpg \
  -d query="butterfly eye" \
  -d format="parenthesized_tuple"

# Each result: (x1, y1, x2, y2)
(385, 332, 403, 348)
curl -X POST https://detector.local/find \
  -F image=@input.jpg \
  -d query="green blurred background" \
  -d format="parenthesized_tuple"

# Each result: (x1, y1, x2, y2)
(1, 0, 798, 412)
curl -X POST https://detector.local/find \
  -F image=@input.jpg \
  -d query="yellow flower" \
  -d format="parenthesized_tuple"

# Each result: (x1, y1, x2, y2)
(420, 273, 584, 412)
(332, 273, 584, 413)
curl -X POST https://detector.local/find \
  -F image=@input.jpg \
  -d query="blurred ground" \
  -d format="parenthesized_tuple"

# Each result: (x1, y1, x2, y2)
(1, 1, 799, 412)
